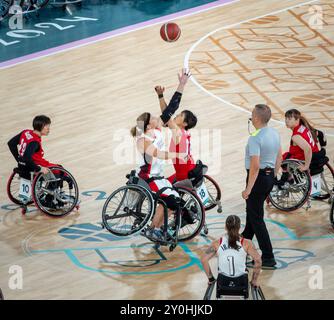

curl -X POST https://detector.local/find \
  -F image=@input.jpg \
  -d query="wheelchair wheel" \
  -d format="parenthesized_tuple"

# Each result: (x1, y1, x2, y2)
(0, 0, 13, 21)
(102, 185, 154, 236)
(268, 159, 311, 211)
(312, 163, 334, 202)
(174, 186, 205, 241)
(32, 166, 79, 217)
(7, 170, 33, 206)
(202, 175, 221, 211)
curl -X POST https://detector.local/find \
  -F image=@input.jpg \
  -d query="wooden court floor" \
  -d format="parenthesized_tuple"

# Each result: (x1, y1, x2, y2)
(0, 0, 333, 300)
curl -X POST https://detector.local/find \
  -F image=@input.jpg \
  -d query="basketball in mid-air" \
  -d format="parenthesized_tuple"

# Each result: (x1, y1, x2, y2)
(160, 22, 181, 42)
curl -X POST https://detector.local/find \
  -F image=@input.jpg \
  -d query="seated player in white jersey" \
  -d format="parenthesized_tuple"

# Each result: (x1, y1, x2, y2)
(130, 69, 191, 241)
(200, 215, 262, 293)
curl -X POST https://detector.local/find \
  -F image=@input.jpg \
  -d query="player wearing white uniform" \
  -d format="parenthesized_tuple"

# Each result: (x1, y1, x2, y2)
(200, 215, 262, 288)
(217, 236, 247, 277)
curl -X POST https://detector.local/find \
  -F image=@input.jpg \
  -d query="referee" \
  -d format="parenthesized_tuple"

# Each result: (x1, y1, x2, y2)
(242, 104, 282, 268)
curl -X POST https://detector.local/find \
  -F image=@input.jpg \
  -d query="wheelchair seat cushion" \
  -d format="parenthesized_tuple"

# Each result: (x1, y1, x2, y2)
(216, 273, 249, 298)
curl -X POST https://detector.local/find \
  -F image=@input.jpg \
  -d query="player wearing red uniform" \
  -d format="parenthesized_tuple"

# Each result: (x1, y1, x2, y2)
(154, 85, 197, 183)
(8, 115, 57, 175)
(278, 109, 321, 185)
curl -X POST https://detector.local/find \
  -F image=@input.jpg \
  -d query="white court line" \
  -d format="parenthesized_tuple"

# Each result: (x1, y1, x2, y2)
(184, 0, 334, 137)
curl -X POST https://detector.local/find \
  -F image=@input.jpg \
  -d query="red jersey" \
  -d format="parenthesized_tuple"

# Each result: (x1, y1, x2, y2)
(169, 129, 195, 181)
(18, 129, 52, 167)
(288, 125, 319, 160)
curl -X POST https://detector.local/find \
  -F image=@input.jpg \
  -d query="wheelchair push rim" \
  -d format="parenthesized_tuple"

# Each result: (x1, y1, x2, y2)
(32, 166, 79, 217)
(102, 185, 154, 237)
(268, 159, 311, 212)
(7, 170, 34, 206)
(174, 186, 205, 242)
(202, 175, 221, 211)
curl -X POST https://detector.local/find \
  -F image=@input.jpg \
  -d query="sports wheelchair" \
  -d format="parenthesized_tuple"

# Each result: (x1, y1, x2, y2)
(101, 170, 205, 251)
(268, 153, 334, 212)
(7, 165, 80, 217)
(203, 273, 265, 300)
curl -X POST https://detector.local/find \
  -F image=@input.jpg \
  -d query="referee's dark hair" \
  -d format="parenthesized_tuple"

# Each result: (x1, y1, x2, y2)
(33, 115, 51, 132)
(182, 110, 197, 130)
(254, 104, 271, 124)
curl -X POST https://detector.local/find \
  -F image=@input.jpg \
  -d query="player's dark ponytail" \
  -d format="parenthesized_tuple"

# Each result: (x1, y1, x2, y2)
(226, 215, 241, 251)
(130, 112, 151, 137)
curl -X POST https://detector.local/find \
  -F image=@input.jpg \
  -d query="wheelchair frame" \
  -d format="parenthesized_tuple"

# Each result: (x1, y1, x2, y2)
(203, 278, 265, 300)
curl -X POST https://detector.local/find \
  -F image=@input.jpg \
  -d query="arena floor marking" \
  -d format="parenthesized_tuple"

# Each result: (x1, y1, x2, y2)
(183, 0, 334, 137)
(0, 0, 238, 70)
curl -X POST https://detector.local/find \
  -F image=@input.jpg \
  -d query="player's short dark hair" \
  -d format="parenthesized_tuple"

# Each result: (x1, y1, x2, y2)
(182, 110, 197, 130)
(254, 104, 271, 124)
(33, 115, 51, 131)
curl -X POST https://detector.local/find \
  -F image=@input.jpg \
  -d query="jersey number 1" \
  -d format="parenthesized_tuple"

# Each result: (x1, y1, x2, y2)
(227, 256, 235, 276)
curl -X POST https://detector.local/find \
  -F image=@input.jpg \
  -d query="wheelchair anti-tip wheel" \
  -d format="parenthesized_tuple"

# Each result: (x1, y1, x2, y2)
(268, 159, 311, 211)
(102, 185, 155, 236)
(32, 166, 79, 217)
(172, 186, 205, 242)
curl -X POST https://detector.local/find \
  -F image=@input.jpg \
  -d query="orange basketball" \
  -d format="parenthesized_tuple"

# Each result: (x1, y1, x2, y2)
(160, 22, 181, 42)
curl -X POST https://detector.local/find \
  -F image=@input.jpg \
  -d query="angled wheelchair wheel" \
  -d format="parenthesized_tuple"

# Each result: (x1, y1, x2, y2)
(0, 0, 13, 21)
(312, 163, 334, 202)
(32, 166, 79, 217)
(174, 186, 205, 241)
(268, 159, 311, 212)
(102, 185, 154, 236)
(202, 175, 221, 211)
(7, 169, 33, 206)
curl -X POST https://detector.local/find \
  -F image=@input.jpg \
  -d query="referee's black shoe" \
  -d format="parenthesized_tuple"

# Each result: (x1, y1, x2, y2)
(247, 258, 277, 269)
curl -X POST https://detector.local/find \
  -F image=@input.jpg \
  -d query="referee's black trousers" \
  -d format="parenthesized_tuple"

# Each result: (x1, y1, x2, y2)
(242, 170, 275, 260)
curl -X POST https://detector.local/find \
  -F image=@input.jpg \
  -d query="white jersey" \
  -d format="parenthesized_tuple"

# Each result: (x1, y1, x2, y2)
(136, 129, 165, 179)
(217, 235, 247, 277)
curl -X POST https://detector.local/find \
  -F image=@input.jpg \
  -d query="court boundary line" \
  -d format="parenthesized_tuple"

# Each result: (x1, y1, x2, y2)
(0, 0, 239, 70)
(183, 0, 334, 137)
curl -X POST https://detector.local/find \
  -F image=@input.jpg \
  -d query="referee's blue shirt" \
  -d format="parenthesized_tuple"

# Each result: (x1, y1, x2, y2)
(245, 127, 281, 170)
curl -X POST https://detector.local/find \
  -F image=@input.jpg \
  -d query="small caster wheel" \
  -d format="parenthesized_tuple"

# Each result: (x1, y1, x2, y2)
(169, 244, 176, 252)
(21, 208, 26, 215)
(217, 207, 222, 213)
(204, 227, 209, 235)
(75, 205, 80, 210)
